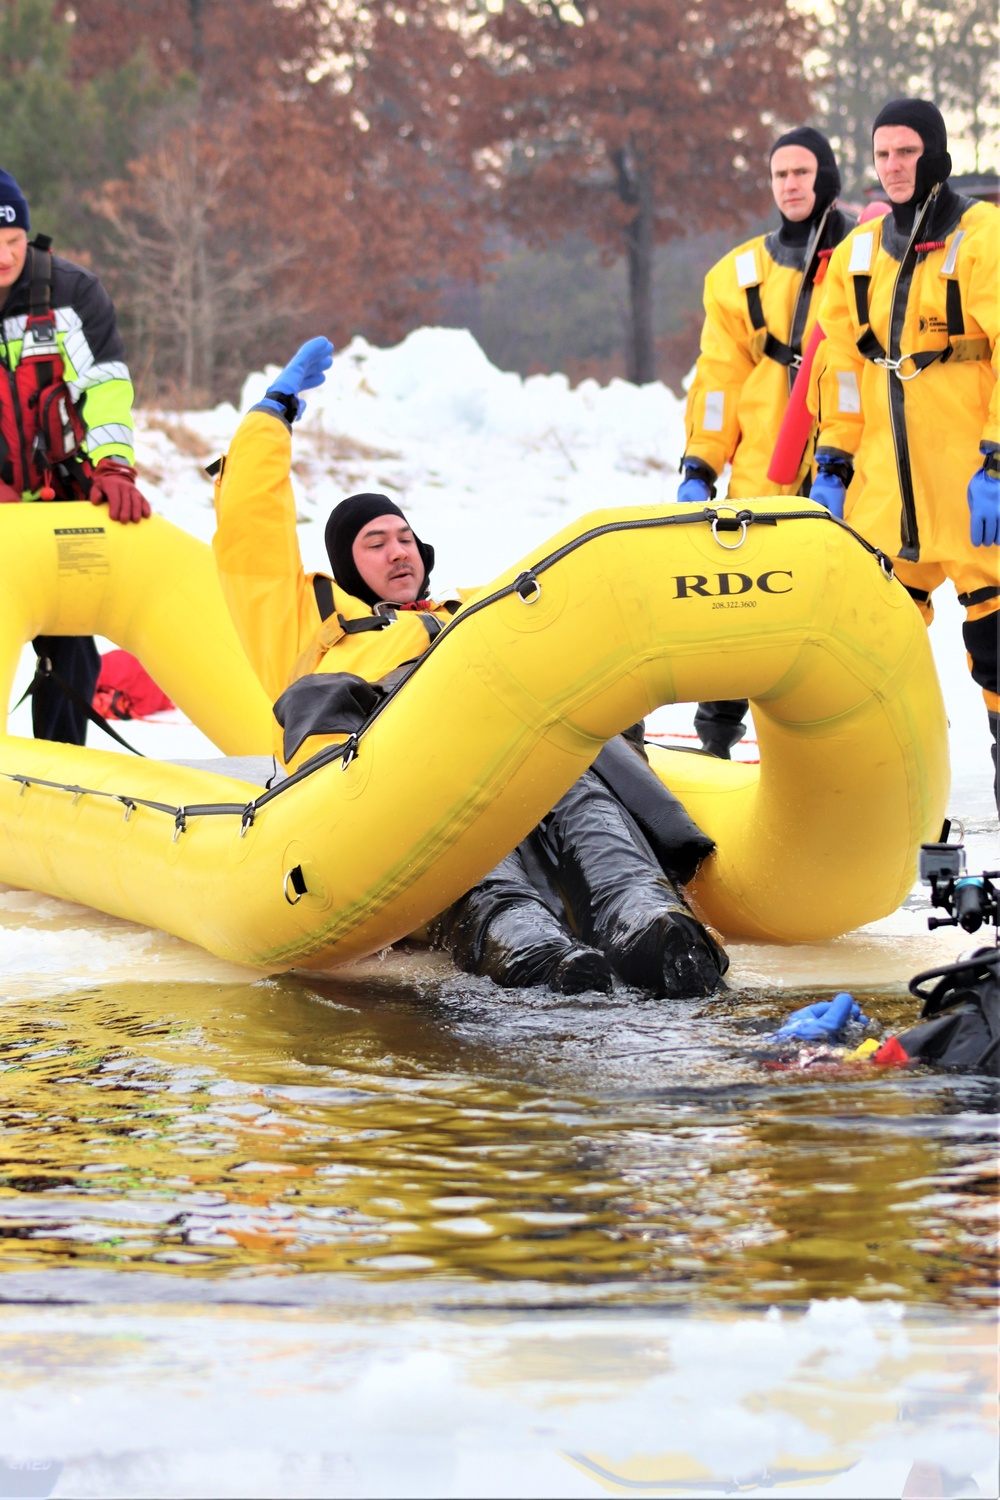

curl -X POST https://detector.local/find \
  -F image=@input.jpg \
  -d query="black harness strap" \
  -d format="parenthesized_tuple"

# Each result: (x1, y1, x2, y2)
(312, 573, 335, 621)
(879, 188, 940, 560)
(745, 208, 834, 383)
(855, 208, 973, 379)
(746, 284, 798, 368)
(314, 574, 444, 640)
(745, 283, 765, 332)
(27, 240, 54, 320)
(957, 585, 1000, 609)
(337, 611, 394, 634)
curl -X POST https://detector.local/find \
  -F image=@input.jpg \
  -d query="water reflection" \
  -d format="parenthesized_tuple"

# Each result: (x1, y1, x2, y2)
(0, 962, 995, 1307)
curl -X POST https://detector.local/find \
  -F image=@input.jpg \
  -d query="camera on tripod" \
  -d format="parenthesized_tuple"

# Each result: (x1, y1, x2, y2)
(919, 820, 999, 933)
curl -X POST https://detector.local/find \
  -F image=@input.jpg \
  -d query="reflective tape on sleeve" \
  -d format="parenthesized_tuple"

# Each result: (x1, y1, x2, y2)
(848, 232, 873, 274)
(941, 229, 965, 276)
(85, 422, 135, 452)
(703, 391, 725, 431)
(71, 360, 131, 393)
(734, 250, 759, 288)
(836, 371, 861, 415)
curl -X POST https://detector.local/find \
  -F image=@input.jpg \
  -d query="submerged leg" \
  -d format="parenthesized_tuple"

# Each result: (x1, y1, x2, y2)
(534, 771, 729, 998)
(433, 848, 613, 995)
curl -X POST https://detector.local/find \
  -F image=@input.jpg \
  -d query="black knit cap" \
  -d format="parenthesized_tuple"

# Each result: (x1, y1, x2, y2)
(770, 127, 841, 214)
(324, 492, 435, 607)
(872, 98, 952, 202)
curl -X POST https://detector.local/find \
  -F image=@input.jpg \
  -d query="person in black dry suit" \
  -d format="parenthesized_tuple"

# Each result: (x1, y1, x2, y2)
(212, 342, 730, 1000)
(324, 500, 728, 1000)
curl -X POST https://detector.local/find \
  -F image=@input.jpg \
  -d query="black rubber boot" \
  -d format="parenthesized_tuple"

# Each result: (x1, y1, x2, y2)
(990, 710, 999, 815)
(693, 699, 748, 759)
(433, 849, 613, 994)
(534, 771, 729, 998)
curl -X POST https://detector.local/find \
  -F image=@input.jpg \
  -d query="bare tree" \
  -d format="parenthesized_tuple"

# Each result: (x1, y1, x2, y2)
(97, 119, 300, 403)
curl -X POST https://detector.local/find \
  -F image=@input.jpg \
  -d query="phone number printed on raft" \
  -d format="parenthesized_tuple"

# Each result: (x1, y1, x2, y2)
(53, 526, 110, 576)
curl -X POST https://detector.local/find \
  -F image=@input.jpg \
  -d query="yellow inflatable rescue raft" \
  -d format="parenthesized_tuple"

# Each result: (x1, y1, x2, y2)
(0, 499, 948, 969)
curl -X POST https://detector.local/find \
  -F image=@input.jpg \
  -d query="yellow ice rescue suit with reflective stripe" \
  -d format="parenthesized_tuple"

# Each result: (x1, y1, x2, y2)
(683, 210, 854, 496)
(812, 194, 999, 724)
(812, 197, 998, 579)
(213, 408, 466, 769)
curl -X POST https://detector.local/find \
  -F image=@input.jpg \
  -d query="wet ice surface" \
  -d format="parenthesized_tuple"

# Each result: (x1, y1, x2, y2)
(1, 865, 998, 1496)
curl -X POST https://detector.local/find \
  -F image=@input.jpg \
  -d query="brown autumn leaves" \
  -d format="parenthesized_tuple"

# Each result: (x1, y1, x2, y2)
(70, 0, 810, 398)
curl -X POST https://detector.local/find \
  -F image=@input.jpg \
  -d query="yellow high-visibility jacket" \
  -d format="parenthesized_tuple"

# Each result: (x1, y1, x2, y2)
(811, 196, 998, 565)
(213, 408, 466, 767)
(684, 211, 855, 496)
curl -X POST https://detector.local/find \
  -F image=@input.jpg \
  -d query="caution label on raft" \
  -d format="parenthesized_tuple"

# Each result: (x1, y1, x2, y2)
(54, 527, 110, 576)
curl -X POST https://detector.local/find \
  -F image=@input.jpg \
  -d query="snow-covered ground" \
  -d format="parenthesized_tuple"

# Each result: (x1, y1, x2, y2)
(2, 327, 997, 992)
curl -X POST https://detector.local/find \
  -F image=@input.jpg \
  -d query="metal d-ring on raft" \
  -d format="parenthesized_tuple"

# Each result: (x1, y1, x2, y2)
(0, 498, 948, 969)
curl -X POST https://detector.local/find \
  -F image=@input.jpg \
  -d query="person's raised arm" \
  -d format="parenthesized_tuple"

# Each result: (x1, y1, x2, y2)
(212, 337, 334, 700)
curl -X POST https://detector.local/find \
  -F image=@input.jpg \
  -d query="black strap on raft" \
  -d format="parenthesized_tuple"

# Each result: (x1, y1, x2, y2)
(1, 506, 898, 830)
(12, 656, 145, 756)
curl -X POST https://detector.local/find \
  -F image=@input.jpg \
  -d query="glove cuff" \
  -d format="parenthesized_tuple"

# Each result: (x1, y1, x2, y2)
(979, 444, 1000, 479)
(815, 451, 853, 486)
(262, 388, 301, 425)
(94, 456, 137, 482)
(680, 456, 717, 497)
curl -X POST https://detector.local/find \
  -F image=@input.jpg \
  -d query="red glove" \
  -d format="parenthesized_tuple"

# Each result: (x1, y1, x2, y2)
(89, 457, 151, 523)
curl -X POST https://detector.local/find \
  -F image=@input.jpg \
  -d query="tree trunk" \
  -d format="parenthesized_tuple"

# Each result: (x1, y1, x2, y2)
(189, 0, 205, 75)
(613, 143, 656, 385)
(624, 168, 655, 385)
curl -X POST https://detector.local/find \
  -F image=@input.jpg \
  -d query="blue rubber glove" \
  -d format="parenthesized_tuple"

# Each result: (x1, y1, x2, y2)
(261, 336, 334, 421)
(677, 474, 712, 503)
(811, 465, 847, 518)
(968, 466, 1000, 547)
(774, 992, 868, 1042)
(676, 461, 715, 504)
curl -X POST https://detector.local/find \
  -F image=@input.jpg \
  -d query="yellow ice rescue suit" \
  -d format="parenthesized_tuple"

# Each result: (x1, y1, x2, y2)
(812, 191, 999, 717)
(212, 408, 466, 770)
(683, 205, 855, 496)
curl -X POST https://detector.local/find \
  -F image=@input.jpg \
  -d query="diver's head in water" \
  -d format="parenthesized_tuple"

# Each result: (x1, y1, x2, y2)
(324, 492, 435, 607)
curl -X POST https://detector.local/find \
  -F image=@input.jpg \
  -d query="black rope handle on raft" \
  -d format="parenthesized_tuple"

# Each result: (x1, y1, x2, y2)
(0, 507, 895, 833)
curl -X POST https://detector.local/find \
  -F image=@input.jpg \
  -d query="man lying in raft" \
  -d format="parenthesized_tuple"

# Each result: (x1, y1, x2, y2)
(213, 337, 729, 1000)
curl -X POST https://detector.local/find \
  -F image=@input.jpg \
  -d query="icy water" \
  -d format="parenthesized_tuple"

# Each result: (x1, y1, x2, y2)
(0, 961, 997, 1308)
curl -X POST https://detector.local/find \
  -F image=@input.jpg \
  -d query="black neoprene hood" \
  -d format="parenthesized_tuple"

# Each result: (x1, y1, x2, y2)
(872, 98, 953, 203)
(324, 492, 435, 607)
